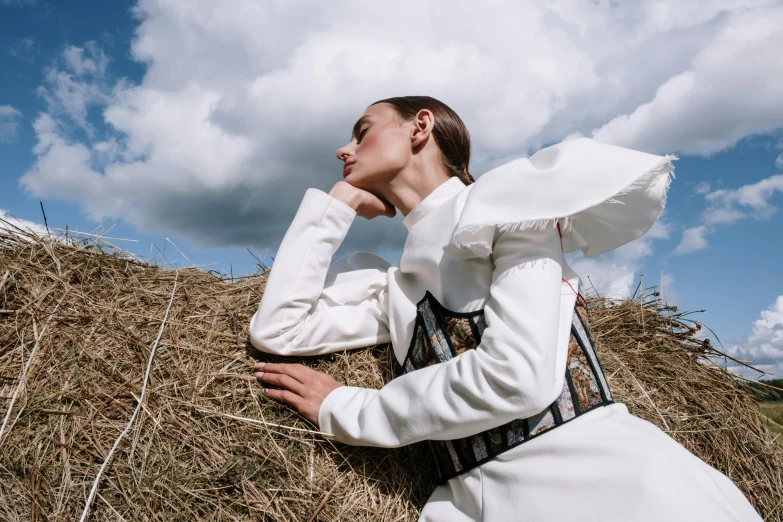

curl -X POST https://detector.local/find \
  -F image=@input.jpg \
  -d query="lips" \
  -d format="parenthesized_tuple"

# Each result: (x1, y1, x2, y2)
(343, 161, 355, 177)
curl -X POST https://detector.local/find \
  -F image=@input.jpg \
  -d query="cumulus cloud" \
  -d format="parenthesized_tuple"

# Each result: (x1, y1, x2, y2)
(592, 5, 783, 155)
(673, 173, 783, 254)
(673, 225, 710, 255)
(706, 174, 783, 221)
(566, 219, 670, 299)
(36, 42, 111, 134)
(0, 105, 22, 142)
(724, 296, 783, 378)
(776, 153, 783, 169)
(18, 0, 783, 253)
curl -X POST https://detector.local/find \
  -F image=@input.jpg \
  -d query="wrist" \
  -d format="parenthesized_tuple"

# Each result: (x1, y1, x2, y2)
(328, 184, 359, 211)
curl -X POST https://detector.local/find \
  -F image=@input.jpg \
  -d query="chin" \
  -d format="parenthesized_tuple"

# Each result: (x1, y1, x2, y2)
(353, 170, 390, 187)
(346, 173, 369, 187)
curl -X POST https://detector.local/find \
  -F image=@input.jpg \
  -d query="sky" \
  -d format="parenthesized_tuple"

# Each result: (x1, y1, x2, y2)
(1, 0, 782, 378)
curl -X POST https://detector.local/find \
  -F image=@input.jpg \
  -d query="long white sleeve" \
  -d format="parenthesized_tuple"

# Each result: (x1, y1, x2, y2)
(317, 224, 569, 447)
(249, 188, 391, 356)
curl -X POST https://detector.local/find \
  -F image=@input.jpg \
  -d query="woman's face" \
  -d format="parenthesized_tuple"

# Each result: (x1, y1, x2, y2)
(336, 103, 412, 189)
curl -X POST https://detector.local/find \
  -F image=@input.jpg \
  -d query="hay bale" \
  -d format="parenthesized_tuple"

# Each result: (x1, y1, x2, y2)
(1, 225, 781, 521)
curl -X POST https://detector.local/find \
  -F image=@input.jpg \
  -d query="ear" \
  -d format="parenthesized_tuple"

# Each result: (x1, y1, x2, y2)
(410, 109, 435, 148)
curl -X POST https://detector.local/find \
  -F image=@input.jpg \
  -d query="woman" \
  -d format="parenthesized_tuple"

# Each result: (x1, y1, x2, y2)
(248, 96, 762, 521)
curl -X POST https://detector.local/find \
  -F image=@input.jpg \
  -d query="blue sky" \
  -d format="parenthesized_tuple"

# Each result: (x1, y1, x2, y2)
(1, 0, 782, 377)
(0, 1, 259, 275)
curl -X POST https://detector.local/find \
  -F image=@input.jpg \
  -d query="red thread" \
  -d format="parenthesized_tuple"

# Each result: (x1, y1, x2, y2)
(562, 277, 579, 298)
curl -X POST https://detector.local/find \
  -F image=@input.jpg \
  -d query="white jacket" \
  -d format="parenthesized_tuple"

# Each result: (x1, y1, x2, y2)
(249, 138, 761, 522)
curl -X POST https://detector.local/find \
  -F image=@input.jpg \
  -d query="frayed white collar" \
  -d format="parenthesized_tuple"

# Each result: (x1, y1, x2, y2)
(402, 176, 467, 231)
(443, 137, 676, 260)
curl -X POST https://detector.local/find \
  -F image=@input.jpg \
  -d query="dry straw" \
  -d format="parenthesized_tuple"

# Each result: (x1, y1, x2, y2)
(1, 223, 781, 521)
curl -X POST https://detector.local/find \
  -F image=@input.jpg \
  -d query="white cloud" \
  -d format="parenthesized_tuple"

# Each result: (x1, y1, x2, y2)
(673, 225, 710, 255)
(0, 105, 22, 142)
(702, 206, 748, 226)
(674, 174, 783, 254)
(592, 5, 783, 155)
(566, 219, 670, 299)
(706, 174, 783, 218)
(694, 181, 711, 195)
(18, 0, 783, 252)
(776, 153, 783, 169)
(724, 296, 783, 378)
(36, 42, 110, 134)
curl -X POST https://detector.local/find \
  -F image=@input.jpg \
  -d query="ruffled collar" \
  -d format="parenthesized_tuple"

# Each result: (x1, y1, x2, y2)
(442, 137, 676, 260)
(402, 176, 467, 231)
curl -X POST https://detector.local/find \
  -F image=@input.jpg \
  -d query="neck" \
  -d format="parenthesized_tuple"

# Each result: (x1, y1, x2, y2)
(376, 162, 452, 217)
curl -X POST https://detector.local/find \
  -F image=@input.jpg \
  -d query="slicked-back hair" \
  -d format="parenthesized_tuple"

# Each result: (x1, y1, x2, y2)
(371, 96, 475, 185)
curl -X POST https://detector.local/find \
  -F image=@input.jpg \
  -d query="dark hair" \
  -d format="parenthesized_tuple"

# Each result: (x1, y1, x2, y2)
(370, 96, 474, 185)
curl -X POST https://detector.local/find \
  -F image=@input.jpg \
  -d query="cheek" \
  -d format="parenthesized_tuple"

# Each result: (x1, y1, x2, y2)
(362, 129, 406, 167)
(360, 129, 379, 150)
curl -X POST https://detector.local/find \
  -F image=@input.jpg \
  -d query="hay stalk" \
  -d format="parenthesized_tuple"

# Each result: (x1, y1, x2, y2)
(79, 271, 179, 522)
(0, 289, 69, 445)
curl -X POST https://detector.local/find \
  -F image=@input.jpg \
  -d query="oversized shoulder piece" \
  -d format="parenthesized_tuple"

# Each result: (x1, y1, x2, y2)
(399, 290, 613, 483)
(443, 137, 676, 260)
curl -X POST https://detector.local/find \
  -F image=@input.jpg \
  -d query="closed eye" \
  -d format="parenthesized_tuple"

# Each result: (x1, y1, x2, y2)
(357, 127, 369, 144)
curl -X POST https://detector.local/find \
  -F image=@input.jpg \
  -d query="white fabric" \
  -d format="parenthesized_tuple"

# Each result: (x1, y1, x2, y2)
(249, 193, 391, 355)
(444, 137, 676, 260)
(249, 142, 762, 521)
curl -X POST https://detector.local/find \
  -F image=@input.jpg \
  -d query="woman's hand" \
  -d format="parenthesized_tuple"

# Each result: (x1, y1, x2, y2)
(329, 181, 396, 220)
(254, 362, 343, 427)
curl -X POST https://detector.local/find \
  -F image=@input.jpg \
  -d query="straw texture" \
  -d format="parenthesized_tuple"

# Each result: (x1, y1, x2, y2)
(1, 224, 781, 521)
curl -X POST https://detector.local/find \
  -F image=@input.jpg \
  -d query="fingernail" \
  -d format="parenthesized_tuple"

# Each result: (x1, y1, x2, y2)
(255, 372, 264, 379)
(255, 362, 266, 369)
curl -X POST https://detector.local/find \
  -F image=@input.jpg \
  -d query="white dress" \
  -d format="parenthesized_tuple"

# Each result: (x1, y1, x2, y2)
(249, 139, 762, 522)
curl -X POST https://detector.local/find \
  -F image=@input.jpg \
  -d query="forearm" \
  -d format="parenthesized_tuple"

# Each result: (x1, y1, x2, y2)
(249, 188, 358, 354)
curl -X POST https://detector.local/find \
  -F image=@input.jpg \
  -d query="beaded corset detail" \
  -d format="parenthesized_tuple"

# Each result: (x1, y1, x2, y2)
(400, 290, 613, 483)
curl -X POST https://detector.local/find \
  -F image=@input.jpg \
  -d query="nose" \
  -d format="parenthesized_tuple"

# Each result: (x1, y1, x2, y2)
(336, 142, 354, 162)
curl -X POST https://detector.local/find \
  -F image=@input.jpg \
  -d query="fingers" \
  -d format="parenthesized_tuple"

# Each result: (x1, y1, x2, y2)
(253, 362, 338, 427)
(265, 387, 318, 426)
(256, 362, 311, 382)
(255, 370, 305, 395)
(348, 189, 396, 220)
(263, 388, 303, 409)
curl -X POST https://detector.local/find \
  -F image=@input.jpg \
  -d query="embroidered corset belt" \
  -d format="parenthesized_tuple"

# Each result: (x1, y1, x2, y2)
(399, 290, 614, 483)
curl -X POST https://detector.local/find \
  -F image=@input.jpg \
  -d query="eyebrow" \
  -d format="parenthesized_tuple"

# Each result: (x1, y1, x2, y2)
(351, 115, 371, 140)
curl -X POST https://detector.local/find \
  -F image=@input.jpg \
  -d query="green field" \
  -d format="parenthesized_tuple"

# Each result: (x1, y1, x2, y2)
(760, 402, 783, 441)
